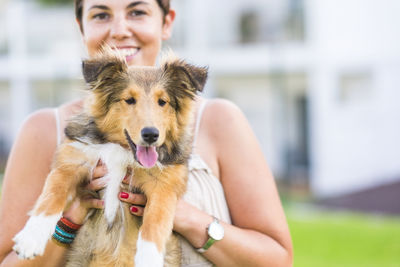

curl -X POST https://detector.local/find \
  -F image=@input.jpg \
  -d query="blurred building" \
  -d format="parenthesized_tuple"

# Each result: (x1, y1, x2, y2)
(1, 0, 400, 198)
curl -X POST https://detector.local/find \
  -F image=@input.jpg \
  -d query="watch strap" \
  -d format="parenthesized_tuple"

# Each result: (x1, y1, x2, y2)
(196, 237, 216, 253)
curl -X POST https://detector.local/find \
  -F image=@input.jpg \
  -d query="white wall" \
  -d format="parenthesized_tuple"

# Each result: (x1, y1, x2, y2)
(2, 0, 400, 197)
(306, 0, 400, 196)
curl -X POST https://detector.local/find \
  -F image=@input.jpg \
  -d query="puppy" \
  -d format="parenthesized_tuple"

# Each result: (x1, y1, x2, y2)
(13, 51, 208, 267)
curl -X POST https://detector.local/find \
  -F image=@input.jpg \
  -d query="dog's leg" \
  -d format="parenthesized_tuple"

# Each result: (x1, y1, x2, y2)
(135, 193, 177, 267)
(98, 143, 133, 227)
(134, 166, 187, 267)
(13, 143, 95, 259)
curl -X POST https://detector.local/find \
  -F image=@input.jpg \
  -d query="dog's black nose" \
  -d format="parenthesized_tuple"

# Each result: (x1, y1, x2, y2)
(141, 127, 159, 144)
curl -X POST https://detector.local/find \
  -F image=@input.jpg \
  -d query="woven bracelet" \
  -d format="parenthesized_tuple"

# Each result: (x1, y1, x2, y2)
(60, 217, 82, 231)
(55, 225, 76, 239)
(52, 232, 74, 244)
(51, 217, 82, 247)
(51, 235, 71, 248)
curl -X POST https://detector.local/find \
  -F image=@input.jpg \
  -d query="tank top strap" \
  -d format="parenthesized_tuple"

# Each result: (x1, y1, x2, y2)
(54, 108, 62, 146)
(193, 99, 208, 147)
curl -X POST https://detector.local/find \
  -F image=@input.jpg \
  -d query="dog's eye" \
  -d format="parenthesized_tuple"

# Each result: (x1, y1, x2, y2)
(125, 97, 136, 105)
(158, 99, 167, 107)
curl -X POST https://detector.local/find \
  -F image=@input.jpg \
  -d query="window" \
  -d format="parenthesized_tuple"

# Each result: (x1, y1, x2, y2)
(0, 12, 8, 54)
(339, 72, 373, 103)
(238, 0, 305, 44)
(31, 79, 84, 110)
(239, 11, 260, 44)
(284, 0, 305, 42)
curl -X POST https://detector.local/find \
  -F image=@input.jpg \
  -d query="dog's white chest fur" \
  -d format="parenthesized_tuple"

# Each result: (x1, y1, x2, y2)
(69, 141, 135, 225)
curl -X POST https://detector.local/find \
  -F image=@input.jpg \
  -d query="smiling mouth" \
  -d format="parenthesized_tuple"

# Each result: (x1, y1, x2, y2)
(114, 48, 140, 61)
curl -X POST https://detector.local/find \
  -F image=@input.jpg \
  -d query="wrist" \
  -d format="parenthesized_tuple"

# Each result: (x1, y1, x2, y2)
(63, 200, 89, 225)
(196, 217, 225, 253)
(174, 202, 213, 248)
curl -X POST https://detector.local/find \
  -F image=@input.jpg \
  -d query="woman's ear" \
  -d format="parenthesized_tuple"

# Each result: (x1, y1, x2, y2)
(162, 9, 176, 40)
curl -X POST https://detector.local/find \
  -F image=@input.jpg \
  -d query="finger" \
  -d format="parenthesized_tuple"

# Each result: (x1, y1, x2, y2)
(129, 205, 144, 216)
(82, 198, 104, 209)
(121, 167, 133, 185)
(119, 192, 147, 206)
(92, 162, 108, 179)
(121, 173, 132, 185)
(86, 177, 109, 191)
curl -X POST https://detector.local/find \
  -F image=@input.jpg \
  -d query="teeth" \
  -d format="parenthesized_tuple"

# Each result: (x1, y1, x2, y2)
(117, 48, 138, 57)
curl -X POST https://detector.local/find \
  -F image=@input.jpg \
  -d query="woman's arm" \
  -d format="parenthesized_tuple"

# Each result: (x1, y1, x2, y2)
(0, 110, 105, 266)
(0, 109, 69, 266)
(174, 99, 293, 267)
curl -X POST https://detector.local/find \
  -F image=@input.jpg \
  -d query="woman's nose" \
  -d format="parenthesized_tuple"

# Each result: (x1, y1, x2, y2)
(110, 16, 132, 40)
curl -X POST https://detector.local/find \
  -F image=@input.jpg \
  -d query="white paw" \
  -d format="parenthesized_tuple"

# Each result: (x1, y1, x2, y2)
(135, 232, 164, 267)
(12, 213, 61, 259)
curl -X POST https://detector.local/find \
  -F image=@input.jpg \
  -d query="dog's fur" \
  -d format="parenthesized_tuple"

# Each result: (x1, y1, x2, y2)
(12, 51, 208, 267)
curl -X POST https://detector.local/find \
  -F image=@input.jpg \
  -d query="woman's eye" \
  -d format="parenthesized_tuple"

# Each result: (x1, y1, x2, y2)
(125, 97, 136, 105)
(129, 10, 146, 17)
(158, 99, 167, 107)
(93, 13, 110, 21)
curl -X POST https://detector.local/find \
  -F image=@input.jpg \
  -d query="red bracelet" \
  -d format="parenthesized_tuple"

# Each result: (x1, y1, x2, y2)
(60, 217, 82, 231)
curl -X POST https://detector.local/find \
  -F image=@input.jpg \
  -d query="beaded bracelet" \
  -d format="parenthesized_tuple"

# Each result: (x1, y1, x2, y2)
(51, 217, 82, 247)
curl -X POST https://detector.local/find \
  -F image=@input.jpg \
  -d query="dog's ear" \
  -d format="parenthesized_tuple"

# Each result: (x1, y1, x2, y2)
(162, 57, 208, 95)
(82, 53, 127, 85)
(181, 63, 208, 93)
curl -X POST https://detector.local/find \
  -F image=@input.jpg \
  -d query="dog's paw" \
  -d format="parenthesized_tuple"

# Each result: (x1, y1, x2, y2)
(12, 232, 43, 260)
(12, 213, 61, 259)
(134, 232, 164, 267)
(104, 188, 119, 226)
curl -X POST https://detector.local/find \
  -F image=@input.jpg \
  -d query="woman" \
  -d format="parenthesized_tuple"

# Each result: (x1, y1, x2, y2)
(0, 0, 293, 266)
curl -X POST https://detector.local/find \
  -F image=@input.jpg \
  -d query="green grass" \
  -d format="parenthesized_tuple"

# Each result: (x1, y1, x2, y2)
(287, 206, 400, 267)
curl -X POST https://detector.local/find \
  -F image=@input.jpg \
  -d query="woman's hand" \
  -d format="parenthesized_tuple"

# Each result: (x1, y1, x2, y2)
(119, 176, 147, 216)
(62, 160, 108, 224)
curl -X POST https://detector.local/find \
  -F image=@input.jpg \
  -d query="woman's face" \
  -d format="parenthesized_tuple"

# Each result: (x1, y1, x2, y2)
(81, 0, 174, 66)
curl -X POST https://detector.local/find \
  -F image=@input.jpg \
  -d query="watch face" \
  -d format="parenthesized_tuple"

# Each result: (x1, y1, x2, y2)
(208, 221, 224, 241)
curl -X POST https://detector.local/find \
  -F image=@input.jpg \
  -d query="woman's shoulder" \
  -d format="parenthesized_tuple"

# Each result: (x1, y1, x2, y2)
(202, 98, 259, 156)
(19, 100, 83, 146)
(21, 108, 56, 135)
(203, 98, 248, 133)
(16, 108, 58, 150)
(3, 108, 59, 179)
(205, 98, 240, 112)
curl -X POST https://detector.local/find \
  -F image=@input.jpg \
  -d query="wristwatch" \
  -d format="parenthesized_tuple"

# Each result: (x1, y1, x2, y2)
(196, 217, 224, 253)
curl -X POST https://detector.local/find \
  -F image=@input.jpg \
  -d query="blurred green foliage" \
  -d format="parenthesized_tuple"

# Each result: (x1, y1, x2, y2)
(0, 174, 3, 199)
(287, 208, 400, 267)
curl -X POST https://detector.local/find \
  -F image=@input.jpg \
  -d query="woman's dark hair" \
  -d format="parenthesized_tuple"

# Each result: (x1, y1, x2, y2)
(75, 0, 171, 32)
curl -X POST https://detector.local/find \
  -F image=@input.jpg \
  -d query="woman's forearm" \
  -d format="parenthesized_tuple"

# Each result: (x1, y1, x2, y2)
(0, 241, 68, 267)
(174, 201, 292, 267)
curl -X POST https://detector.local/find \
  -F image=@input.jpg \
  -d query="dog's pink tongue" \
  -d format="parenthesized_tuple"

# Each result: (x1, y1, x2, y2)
(136, 146, 158, 168)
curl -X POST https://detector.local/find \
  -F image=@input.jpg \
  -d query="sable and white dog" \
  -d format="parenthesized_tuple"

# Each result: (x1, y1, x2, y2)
(12, 51, 208, 267)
